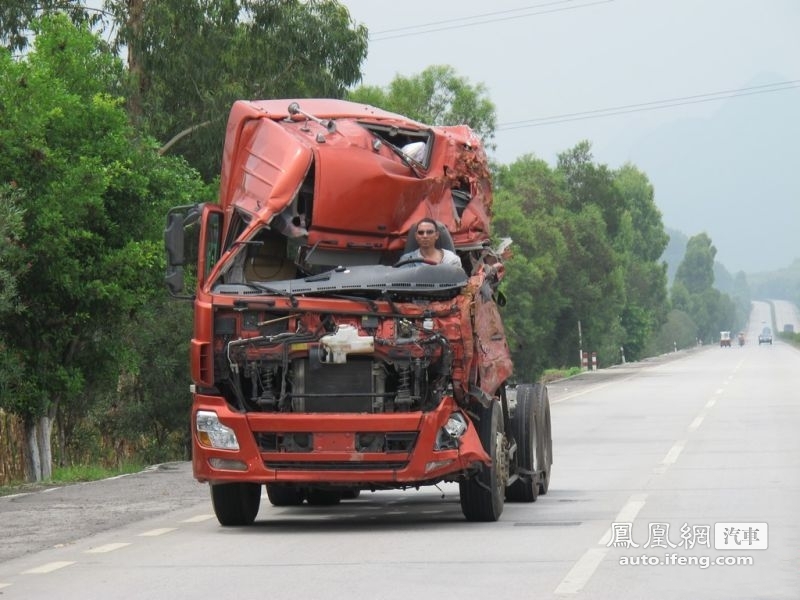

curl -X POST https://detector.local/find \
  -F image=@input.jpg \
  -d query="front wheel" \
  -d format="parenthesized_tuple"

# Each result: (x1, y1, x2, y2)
(210, 482, 262, 526)
(460, 401, 506, 522)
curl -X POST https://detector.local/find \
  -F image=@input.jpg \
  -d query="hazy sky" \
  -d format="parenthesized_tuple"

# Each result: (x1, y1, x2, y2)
(340, 0, 800, 273)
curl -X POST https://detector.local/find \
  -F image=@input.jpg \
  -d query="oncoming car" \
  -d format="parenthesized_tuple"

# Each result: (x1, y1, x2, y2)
(758, 327, 773, 345)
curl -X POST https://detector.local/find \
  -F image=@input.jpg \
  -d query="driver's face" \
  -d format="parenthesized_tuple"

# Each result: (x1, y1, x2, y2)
(415, 225, 438, 247)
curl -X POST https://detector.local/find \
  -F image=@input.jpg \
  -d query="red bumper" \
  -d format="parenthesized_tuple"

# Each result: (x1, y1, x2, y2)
(191, 394, 490, 485)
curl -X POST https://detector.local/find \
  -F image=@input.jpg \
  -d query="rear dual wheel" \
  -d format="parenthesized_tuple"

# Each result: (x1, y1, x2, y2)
(533, 384, 553, 495)
(506, 383, 552, 501)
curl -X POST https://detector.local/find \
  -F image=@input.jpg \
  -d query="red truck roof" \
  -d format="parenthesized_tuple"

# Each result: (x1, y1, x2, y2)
(218, 99, 494, 256)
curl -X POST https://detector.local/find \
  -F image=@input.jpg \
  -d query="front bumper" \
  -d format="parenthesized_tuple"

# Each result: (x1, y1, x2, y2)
(191, 394, 490, 486)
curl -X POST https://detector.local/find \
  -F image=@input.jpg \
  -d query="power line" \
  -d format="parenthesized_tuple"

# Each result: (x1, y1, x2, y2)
(496, 80, 800, 130)
(369, 0, 614, 41)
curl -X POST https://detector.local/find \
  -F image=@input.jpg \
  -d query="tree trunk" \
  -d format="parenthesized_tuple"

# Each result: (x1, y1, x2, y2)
(24, 420, 42, 482)
(38, 414, 53, 480)
(23, 415, 53, 482)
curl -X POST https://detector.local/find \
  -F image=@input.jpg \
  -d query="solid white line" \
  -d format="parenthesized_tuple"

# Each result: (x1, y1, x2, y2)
(0, 583, 11, 589)
(85, 542, 131, 554)
(557, 494, 648, 594)
(138, 528, 176, 537)
(22, 561, 75, 574)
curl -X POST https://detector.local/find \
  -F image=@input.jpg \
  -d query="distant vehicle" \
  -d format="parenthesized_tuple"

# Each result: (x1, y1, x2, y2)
(784, 324, 795, 334)
(758, 327, 773, 345)
(720, 331, 731, 347)
(737, 332, 745, 346)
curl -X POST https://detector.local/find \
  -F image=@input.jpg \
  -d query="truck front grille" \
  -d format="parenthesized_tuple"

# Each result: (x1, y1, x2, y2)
(254, 431, 418, 453)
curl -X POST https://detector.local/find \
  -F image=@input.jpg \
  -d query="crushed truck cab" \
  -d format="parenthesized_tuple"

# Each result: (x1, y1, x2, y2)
(165, 99, 552, 525)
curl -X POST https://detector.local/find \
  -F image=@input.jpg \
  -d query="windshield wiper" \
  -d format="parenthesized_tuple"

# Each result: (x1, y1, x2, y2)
(249, 282, 299, 307)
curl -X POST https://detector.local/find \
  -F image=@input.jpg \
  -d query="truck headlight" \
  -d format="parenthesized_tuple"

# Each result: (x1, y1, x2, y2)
(434, 412, 468, 450)
(196, 411, 240, 450)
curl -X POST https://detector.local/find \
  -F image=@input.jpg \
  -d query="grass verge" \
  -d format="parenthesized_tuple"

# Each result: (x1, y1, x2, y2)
(0, 462, 145, 497)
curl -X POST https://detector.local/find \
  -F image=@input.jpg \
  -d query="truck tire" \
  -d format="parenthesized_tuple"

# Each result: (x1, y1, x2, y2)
(505, 383, 539, 503)
(266, 484, 305, 507)
(210, 482, 261, 526)
(533, 383, 553, 495)
(460, 400, 505, 522)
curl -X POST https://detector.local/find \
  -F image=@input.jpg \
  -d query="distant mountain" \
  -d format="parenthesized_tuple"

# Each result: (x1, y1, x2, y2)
(632, 73, 800, 274)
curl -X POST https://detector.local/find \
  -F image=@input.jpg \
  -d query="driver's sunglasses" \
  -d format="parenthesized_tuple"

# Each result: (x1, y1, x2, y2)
(416, 229, 437, 236)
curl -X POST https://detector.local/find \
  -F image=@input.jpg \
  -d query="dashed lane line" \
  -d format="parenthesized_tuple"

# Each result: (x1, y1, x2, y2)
(555, 493, 648, 595)
(182, 514, 215, 523)
(138, 527, 176, 537)
(85, 542, 131, 554)
(22, 561, 75, 574)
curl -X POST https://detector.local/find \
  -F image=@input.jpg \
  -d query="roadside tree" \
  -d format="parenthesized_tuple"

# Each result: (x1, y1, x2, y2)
(0, 15, 207, 481)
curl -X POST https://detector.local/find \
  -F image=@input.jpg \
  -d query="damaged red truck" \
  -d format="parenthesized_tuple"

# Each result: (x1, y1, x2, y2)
(164, 99, 552, 525)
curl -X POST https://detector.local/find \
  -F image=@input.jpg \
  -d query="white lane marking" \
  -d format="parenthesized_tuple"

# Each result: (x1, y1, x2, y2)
(557, 494, 647, 594)
(598, 493, 647, 546)
(22, 561, 75, 574)
(715, 388, 724, 395)
(182, 514, 215, 523)
(706, 398, 716, 408)
(689, 415, 704, 430)
(662, 440, 686, 465)
(85, 543, 131, 554)
(554, 548, 607, 595)
(0, 583, 11, 589)
(138, 528, 176, 537)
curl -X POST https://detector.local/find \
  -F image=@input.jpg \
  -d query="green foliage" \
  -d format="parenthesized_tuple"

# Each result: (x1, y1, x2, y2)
(662, 227, 689, 285)
(107, 0, 369, 180)
(612, 164, 669, 360)
(96, 298, 194, 464)
(492, 155, 569, 379)
(674, 232, 716, 294)
(0, 0, 101, 52)
(777, 330, 800, 348)
(667, 232, 744, 344)
(0, 462, 144, 493)
(348, 64, 497, 146)
(493, 144, 672, 377)
(644, 309, 698, 354)
(749, 258, 800, 306)
(50, 461, 144, 483)
(0, 185, 27, 318)
(0, 15, 209, 466)
(540, 366, 583, 383)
